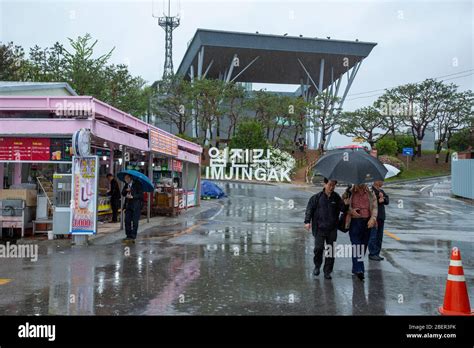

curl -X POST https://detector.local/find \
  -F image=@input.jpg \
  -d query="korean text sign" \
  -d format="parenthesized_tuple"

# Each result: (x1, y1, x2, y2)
(70, 156, 99, 235)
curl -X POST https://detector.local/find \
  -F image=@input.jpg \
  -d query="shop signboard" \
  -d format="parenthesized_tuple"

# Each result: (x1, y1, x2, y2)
(149, 129, 178, 157)
(70, 156, 99, 235)
(177, 149, 200, 164)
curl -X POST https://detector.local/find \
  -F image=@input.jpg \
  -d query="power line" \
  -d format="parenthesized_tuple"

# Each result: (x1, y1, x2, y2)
(346, 71, 474, 102)
(346, 69, 474, 98)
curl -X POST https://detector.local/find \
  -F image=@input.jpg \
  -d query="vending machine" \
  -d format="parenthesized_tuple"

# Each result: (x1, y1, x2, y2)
(52, 173, 72, 235)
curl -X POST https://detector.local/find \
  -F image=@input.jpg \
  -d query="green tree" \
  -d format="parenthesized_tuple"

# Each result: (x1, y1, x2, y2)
(339, 106, 387, 148)
(379, 79, 453, 158)
(154, 75, 193, 134)
(222, 82, 246, 141)
(310, 92, 341, 151)
(435, 90, 474, 163)
(0, 41, 28, 80)
(449, 127, 474, 152)
(191, 78, 227, 147)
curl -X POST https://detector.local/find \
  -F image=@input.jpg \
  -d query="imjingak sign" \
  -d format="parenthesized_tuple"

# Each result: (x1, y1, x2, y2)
(205, 147, 292, 182)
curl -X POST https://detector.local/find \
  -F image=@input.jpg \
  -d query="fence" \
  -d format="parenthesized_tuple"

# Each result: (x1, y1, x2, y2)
(451, 159, 474, 199)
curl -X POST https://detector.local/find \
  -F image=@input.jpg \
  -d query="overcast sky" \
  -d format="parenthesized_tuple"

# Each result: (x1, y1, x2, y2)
(1, 0, 472, 146)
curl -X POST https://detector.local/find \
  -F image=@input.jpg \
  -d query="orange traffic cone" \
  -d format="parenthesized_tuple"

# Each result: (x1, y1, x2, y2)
(439, 247, 473, 316)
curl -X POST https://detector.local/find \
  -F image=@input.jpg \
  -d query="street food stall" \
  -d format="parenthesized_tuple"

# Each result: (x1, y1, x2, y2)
(148, 128, 201, 217)
(0, 95, 203, 239)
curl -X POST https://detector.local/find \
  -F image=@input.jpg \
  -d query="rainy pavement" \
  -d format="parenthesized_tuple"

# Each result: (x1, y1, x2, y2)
(0, 178, 473, 315)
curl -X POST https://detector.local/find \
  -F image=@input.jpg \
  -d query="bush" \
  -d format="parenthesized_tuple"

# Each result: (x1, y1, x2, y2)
(229, 120, 268, 150)
(376, 138, 398, 156)
(378, 155, 405, 174)
(392, 135, 416, 153)
(252, 146, 296, 180)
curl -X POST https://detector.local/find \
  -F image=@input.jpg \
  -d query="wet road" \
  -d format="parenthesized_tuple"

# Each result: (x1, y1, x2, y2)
(0, 178, 473, 315)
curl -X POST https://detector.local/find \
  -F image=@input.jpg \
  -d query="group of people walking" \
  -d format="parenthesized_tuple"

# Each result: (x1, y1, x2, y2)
(304, 178, 389, 281)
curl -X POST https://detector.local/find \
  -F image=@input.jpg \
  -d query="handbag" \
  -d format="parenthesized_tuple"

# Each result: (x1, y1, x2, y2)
(338, 211, 349, 233)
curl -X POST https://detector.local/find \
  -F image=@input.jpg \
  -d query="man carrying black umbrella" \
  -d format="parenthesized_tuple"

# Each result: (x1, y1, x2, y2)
(122, 174, 144, 241)
(304, 178, 349, 279)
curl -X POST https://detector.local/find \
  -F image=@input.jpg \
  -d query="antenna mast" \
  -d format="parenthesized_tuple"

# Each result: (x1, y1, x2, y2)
(153, 0, 180, 80)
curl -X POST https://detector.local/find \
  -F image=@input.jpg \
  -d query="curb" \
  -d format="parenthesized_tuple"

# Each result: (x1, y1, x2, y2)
(89, 200, 220, 245)
(385, 175, 451, 185)
(206, 178, 278, 186)
(16, 201, 220, 246)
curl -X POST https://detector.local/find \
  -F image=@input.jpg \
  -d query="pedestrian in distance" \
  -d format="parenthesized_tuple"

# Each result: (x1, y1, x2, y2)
(121, 174, 144, 242)
(106, 173, 121, 223)
(304, 178, 349, 280)
(342, 184, 378, 281)
(368, 180, 389, 261)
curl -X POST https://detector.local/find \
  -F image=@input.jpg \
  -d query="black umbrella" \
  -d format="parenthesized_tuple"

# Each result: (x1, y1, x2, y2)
(313, 149, 388, 184)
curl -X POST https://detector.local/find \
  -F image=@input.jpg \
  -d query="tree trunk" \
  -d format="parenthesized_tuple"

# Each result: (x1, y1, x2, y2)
(445, 148, 450, 163)
(216, 116, 220, 148)
(417, 141, 422, 158)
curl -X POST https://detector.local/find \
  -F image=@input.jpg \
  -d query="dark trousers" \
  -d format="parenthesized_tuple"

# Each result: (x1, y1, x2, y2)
(313, 229, 337, 275)
(349, 218, 371, 274)
(125, 205, 141, 239)
(111, 199, 120, 223)
(369, 219, 384, 257)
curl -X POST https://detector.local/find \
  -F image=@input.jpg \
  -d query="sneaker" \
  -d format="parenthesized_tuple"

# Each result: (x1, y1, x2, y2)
(369, 255, 383, 261)
(356, 272, 365, 281)
(313, 268, 320, 276)
(324, 273, 332, 280)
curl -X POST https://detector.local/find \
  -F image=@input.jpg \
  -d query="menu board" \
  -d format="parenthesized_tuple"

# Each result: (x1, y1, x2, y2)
(0, 137, 50, 161)
(0, 137, 72, 161)
(171, 159, 183, 172)
(149, 129, 178, 157)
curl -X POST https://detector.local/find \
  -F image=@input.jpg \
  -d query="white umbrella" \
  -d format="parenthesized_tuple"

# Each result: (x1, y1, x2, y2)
(384, 164, 400, 179)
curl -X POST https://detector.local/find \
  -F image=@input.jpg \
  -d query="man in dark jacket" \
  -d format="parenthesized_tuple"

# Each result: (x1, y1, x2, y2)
(122, 174, 144, 241)
(106, 173, 121, 223)
(304, 178, 348, 279)
(369, 180, 389, 261)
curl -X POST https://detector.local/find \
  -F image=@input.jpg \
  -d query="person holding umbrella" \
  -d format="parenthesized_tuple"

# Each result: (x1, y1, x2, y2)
(313, 149, 387, 281)
(121, 174, 144, 242)
(342, 184, 378, 281)
(117, 169, 155, 242)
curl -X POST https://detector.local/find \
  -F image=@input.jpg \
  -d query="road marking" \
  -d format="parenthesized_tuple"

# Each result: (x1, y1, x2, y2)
(0, 279, 12, 285)
(384, 230, 401, 241)
(425, 203, 452, 214)
(209, 204, 224, 221)
(419, 184, 432, 192)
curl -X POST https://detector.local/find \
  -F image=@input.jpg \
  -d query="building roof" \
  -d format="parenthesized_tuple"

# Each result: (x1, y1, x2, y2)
(0, 81, 78, 96)
(177, 29, 377, 88)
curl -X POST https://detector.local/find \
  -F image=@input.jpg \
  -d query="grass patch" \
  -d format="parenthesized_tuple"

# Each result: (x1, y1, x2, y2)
(385, 153, 451, 182)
